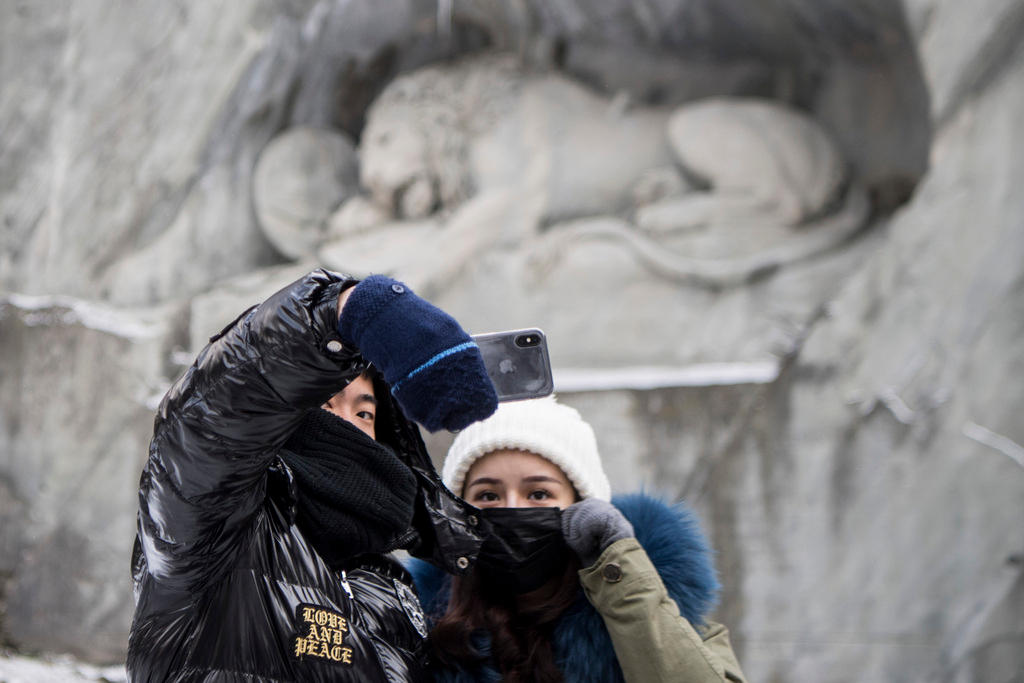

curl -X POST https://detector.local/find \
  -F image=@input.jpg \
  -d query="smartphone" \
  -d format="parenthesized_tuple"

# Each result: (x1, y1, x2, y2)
(473, 328, 554, 402)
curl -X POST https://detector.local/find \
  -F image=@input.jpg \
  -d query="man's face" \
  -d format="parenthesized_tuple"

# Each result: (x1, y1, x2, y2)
(321, 374, 377, 440)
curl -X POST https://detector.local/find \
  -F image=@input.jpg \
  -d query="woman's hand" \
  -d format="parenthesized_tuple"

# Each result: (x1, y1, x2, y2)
(561, 499, 635, 567)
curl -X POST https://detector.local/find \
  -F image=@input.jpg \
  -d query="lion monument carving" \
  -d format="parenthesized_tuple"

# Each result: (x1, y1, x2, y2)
(320, 53, 868, 291)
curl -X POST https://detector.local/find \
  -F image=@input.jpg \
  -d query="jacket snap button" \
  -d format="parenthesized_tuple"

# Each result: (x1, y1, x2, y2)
(456, 556, 469, 570)
(392, 284, 405, 294)
(602, 563, 623, 583)
(467, 515, 478, 527)
(326, 340, 343, 353)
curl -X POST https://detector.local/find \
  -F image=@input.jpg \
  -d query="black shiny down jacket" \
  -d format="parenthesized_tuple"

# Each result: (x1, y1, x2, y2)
(127, 270, 486, 683)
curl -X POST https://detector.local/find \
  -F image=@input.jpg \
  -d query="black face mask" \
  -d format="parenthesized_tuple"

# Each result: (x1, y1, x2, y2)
(473, 507, 570, 595)
(279, 408, 419, 568)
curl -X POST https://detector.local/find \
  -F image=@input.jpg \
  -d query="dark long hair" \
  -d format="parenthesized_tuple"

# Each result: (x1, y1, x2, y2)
(428, 555, 583, 683)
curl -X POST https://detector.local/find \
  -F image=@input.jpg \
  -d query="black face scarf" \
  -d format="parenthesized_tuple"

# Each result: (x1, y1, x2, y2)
(473, 507, 571, 595)
(279, 408, 419, 568)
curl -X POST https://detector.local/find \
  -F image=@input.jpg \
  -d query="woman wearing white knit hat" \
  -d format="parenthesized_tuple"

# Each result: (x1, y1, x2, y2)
(407, 395, 746, 683)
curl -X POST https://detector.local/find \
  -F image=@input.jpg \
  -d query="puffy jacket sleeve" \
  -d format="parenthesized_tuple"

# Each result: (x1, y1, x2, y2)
(136, 269, 365, 592)
(579, 539, 747, 683)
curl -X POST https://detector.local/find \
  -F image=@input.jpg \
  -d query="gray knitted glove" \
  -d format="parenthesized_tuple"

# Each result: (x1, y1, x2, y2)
(561, 499, 635, 568)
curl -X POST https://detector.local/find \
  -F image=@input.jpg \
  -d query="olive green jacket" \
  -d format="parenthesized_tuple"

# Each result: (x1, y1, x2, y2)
(409, 493, 745, 682)
(580, 538, 747, 682)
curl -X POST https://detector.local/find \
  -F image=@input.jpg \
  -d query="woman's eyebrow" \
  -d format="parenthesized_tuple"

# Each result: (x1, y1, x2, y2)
(356, 393, 377, 406)
(522, 475, 565, 485)
(466, 476, 502, 488)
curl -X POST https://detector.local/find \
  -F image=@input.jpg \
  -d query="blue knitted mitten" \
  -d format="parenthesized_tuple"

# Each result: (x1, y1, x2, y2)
(338, 275, 498, 432)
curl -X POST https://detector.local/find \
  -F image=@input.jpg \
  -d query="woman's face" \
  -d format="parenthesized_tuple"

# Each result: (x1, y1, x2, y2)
(321, 373, 377, 440)
(463, 449, 577, 509)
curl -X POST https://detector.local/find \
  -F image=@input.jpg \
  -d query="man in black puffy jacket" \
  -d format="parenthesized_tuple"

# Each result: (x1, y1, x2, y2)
(128, 269, 498, 682)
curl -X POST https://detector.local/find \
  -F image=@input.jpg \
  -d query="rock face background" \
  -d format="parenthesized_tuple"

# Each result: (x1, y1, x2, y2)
(1, 1, 1022, 680)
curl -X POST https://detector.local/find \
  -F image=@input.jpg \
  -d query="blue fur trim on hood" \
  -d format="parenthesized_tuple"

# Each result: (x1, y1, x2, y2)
(406, 493, 719, 682)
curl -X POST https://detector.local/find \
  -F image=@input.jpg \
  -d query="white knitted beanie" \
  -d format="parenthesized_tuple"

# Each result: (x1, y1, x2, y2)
(442, 395, 611, 501)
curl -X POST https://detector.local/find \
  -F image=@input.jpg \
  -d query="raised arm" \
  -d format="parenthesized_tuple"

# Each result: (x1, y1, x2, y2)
(564, 498, 747, 682)
(136, 270, 498, 591)
(137, 270, 364, 590)
(578, 539, 746, 682)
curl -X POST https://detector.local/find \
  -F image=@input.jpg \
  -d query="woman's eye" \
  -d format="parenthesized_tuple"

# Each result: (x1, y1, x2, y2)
(473, 491, 499, 502)
(527, 489, 552, 500)
(356, 410, 375, 421)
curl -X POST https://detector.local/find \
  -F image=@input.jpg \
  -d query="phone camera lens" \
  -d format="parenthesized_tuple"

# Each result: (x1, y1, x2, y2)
(515, 334, 539, 348)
